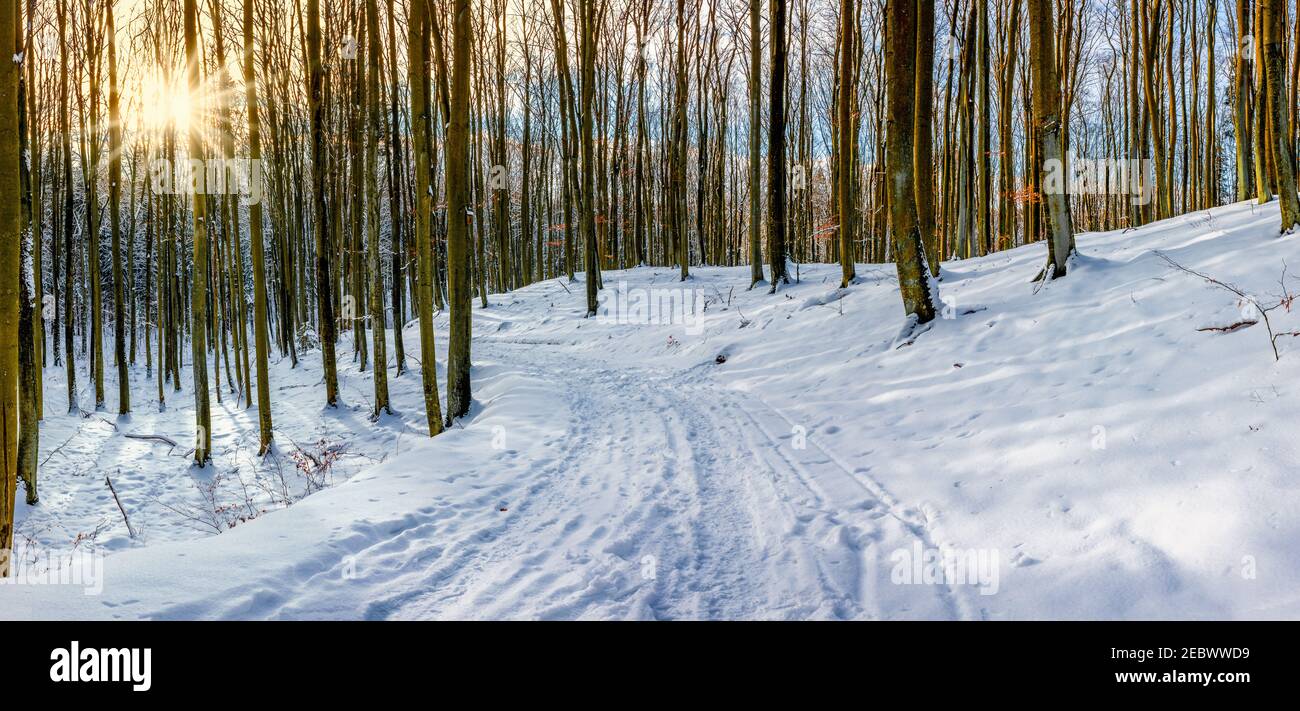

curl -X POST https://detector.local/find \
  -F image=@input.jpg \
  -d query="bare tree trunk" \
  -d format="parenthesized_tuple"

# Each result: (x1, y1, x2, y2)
(1261, 0, 1300, 229)
(243, 0, 272, 453)
(309, 0, 339, 407)
(1028, 0, 1075, 278)
(915, 0, 939, 269)
(768, 0, 790, 288)
(365, 0, 390, 415)
(1234, 0, 1254, 200)
(836, 0, 857, 287)
(747, 0, 764, 286)
(108, 2, 128, 413)
(445, 0, 473, 421)
(411, 0, 446, 433)
(184, 0, 211, 462)
(1, 0, 22, 566)
(885, 0, 937, 322)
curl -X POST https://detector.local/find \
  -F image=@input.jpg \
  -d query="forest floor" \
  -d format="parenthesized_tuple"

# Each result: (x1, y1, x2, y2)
(4, 198, 1300, 619)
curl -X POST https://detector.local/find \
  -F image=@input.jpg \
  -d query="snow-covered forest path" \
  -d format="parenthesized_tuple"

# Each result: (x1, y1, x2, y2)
(360, 338, 971, 620)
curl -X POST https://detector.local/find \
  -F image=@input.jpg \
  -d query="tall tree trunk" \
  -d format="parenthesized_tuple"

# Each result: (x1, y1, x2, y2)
(997, 0, 1021, 250)
(0, 0, 18, 572)
(308, 0, 339, 407)
(184, 0, 212, 463)
(885, 0, 937, 322)
(669, 0, 688, 283)
(1250, 0, 1270, 204)
(837, 0, 857, 286)
(1234, 0, 1254, 200)
(243, 0, 273, 453)
(445, 0, 473, 422)
(768, 0, 790, 288)
(365, 0, 390, 415)
(385, 0, 407, 375)
(108, 1, 128, 413)
(583, 0, 606, 304)
(975, 0, 990, 254)
(1261, 0, 1300, 229)
(86, 4, 103, 410)
(915, 0, 939, 269)
(410, 0, 444, 432)
(1028, 0, 1075, 278)
(747, 0, 764, 286)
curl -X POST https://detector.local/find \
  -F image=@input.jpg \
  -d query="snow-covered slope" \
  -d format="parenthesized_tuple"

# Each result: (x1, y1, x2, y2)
(5, 199, 1299, 619)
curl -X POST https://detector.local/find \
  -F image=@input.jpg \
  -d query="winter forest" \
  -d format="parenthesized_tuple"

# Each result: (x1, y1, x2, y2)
(0, 0, 1298, 621)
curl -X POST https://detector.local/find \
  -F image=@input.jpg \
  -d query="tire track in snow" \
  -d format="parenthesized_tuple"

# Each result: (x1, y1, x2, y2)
(727, 392, 976, 620)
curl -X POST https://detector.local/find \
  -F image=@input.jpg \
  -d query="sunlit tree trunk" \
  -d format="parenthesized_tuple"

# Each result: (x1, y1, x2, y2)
(444, 0, 472, 422)
(748, 0, 764, 287)
(1028, 0, 1075, 277)
(184, 0, 211, 463)
(884, 0, 937, 322)
(385, 0, 406, 375)
(997, 0, 1021, 250)
(1261, 0, 1299, 229)
(0, 0, 18, 571)
(243, 0, 273, 453)
(916, 0, 939, 268)
(363, 0, 390, 416)
(836, 0, 857, 287)
(308, 0, 339, 407)
(768, 0, 790, 288)
(17, 0, 36, 505)
(107, 1, 128, 413)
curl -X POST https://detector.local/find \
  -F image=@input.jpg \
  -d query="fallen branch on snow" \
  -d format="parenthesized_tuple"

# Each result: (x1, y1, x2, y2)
(124, 433, 179, 448)
(1156, 251, 1299, 361)
(1196, 320, 1258, 334)
(105, 472, 137, 539)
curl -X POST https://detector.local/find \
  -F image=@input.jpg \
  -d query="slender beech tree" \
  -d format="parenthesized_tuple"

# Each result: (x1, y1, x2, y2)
(747, 0, 764, 287)
(583, 0, 606, 301)
(1027, 0, 1075, 278)
(0, 0, 19, 575)
(1261, 0, 1299, 230)
(768, 0, 789, 289)
(244, 0, 273, 453)
(308, 0, 340, 407)
(385, 0, 407, 375)
(410, 0, 444, 434)
(884, 0, 937, 322)
(17, 0, 36, 505)
(915, 0, 939, 271)
(109, 0, 128, 414)
(1234, 0, 1254, 200)
(59, 0, 74, 414)
(87, 0, 104, 411)
(365, 0, 390, 416)
(445, 0, 472, 422)
(185, 0, 212, 463)
(1249, 0, 1269, 205)
(836, 0, 856, 287)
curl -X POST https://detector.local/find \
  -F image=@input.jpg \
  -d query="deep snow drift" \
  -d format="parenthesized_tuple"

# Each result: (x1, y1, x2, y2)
(4, 198, 1299, 620)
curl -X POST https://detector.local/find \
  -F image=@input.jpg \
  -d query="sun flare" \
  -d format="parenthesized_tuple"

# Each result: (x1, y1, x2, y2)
(138, 73, 193, 133)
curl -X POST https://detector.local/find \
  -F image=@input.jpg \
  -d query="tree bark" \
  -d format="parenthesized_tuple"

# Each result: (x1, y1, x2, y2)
(885, 0, 937, 321)
(445, 0, 473, 421)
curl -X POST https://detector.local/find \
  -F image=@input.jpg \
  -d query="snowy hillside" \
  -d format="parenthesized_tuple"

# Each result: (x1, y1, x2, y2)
(4, 198, 1299, 620)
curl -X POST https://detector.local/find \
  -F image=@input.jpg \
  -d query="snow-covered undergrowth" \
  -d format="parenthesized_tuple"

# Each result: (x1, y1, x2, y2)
(5, 198, 1299, 619)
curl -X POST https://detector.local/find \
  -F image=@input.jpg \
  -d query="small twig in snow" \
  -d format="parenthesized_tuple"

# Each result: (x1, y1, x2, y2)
(105, 472, 137, 539)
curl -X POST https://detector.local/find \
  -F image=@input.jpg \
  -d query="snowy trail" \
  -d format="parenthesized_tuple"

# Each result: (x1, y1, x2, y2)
(359, 338, 968, 620)
(110, 334, 969, 621)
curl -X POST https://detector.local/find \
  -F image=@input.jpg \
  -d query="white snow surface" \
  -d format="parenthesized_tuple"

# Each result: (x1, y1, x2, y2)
(4, 199, 1300, 620)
